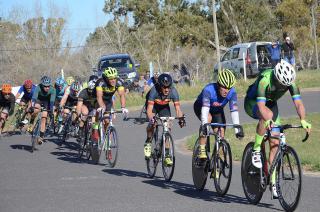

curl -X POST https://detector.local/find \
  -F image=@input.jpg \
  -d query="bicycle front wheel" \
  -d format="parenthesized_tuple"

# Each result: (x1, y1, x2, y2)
(31, 120, 40, 153)
(241, 142, 264, 204)
(277, 146, 302, 212)
(105, 126, 119, 168)
(192, 137, 208, 190)
(212, 139, 232, 196)
(161, 132, 175, 181)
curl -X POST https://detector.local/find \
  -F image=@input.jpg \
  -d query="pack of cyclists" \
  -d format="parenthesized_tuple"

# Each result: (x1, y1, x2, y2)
(0, 60, 312, 205)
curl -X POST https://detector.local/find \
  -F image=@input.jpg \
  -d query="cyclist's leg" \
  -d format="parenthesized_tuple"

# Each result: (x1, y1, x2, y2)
(193, 100, 212, 159)
(144, 104, 157, 158)
(211, 110, 226, 137)
(39, 101, 49, 143)
(79, 104, 89, 129)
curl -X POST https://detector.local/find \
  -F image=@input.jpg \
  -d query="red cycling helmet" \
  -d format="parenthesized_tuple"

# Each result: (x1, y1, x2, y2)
(24, 79, 33, 89)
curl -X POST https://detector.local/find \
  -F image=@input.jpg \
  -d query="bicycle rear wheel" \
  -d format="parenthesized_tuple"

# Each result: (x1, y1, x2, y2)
(31, 120, 40, 153)
(277, 146, 302, 212)
(105, 126, 119, 168)
(241, 142, 264, 204)
(212, 139, 232, 196)
(192, 137, 208, 190)
(161, 132, 175, 181)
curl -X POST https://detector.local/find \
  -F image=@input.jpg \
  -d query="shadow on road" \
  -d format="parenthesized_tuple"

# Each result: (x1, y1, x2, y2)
(10, 144, 32, 152)
(102, 168, 151, 179)
(142, 179, 281, 211)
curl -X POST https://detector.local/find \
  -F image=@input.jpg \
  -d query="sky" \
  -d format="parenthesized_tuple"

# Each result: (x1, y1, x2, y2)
(0, 0, 112, 46)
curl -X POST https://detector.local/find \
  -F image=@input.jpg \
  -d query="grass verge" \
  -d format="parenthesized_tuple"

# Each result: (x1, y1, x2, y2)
(186, 112, 320, 172)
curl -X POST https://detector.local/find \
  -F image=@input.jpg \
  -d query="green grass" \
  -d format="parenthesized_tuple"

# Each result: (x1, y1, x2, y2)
(186, 112, 320, 172)
(115, 69, 320, 109)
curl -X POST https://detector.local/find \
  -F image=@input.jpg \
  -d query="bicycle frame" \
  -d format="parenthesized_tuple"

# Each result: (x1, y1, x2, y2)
(259, 125, 309, 190)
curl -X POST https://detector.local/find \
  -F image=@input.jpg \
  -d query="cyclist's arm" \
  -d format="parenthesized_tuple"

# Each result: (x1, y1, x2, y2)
(76, 98, 83, 116)
(31, 86, 40, 107)
(289, 84, 306, 121)
(59, 91, 68, 107)
(49, 88, 56, 111)
(229, 90, 240, 133)
(117, 86, 126, 108)
(201, 88, 212, 125)
(8, 94, 15, 116)
(15, 86, 23, 99)
(171, 87, 183, 118)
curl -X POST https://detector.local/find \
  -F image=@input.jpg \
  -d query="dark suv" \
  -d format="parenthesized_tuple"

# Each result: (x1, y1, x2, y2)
(97, 53, 140, 86)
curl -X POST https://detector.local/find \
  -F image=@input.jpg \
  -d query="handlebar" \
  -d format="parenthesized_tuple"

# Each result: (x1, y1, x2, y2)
(270, 124, 309, 142)
(155, 114, 185, 122)
(203, 122, 244, 134)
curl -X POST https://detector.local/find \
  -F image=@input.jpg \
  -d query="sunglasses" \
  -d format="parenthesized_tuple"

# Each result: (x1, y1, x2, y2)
(43, 85, 50, 88)
(2, 92, 10, 96)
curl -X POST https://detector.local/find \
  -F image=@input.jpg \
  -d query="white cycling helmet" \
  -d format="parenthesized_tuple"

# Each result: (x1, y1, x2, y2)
(274, 59, 296, 86)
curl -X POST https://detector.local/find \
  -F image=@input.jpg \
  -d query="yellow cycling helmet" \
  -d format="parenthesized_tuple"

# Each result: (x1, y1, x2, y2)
(66, 76, 75, 86)
(217, 69, 236, 89)
(103, 67, 118, 80)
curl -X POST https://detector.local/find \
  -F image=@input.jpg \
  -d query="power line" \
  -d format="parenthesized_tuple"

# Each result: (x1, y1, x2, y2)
(0, 42, 110, 52)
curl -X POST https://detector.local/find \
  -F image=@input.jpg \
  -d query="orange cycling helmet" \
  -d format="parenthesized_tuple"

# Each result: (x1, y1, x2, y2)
(1, 84, 12, 94)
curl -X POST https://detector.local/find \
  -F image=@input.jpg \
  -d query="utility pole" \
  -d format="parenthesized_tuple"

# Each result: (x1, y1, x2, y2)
(212, 0, 221, 72)
(312, 2, 319, 70)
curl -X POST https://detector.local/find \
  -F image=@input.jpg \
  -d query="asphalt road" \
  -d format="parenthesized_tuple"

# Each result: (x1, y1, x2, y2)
(0, 90, 319, 212)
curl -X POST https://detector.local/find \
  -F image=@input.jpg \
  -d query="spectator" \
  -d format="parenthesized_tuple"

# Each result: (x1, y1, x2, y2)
(267, 41, 281, 67)
(127, 78, 141, 93)
(147, 71, 160, 87)
(282, 35, 295, 66)
(258, 49, 270, 70)
(172, 65, 181, 84)
(180, 64, 191, 86)
(144, 72, 150, 81)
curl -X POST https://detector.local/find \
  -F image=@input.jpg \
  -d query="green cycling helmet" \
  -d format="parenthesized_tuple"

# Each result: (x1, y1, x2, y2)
(217, 69, 236, 89)
(103, 67, 118, 79)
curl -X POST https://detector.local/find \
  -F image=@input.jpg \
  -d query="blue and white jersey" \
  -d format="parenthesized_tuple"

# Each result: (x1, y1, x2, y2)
(196, 83, 238, 112)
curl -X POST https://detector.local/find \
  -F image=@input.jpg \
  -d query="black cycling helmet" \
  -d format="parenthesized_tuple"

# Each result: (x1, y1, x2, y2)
(158, 73, 173, 88)
(40, 76, 52, 86)
(89, 74, 99, 82)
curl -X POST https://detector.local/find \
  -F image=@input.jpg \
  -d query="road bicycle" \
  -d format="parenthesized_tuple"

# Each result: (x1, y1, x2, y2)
(30, 107, 50, 153)
(192, 123, 243, 196)
(77, 114, 93, 159)
(91, 109, 124, 167)
(146, 115, 184, 181)
(60, 106, 79, 143)
(241, 124, 309, 211)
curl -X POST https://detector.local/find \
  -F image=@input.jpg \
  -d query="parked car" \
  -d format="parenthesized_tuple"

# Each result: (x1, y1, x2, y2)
(97, 53, 140, 87)
(214, 41, 272, 78)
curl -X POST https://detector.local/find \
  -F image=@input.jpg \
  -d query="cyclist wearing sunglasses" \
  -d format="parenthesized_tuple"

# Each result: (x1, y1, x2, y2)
(0, 84, 15, 134)
(90, 67, 128, 144)
(30, 76, 56, 144)
(144, 73, 186, 166)
(193, 69, 244, 159)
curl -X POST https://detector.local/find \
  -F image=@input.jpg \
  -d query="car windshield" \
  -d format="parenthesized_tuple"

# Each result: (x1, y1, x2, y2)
(100, 58, 132, 70)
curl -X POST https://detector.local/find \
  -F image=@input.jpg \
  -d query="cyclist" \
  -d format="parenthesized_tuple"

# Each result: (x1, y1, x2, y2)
(91, 67, 128, 147)
(244, 59, 312, 198)
(59, 81, 81, 133)
(147, 71, 160, 87)
(194, 69, 244, 159)
(65, 76, 75, 86)
(30, 76, 56, 144)
(144, 73, 186, 166)
(15, 79, 36, 124)
(76, 75, 98, 138)
(0, 84, 15, 134)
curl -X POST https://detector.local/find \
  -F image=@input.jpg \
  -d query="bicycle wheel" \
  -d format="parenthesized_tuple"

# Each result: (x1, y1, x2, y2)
(277, 146, 302, 212)
(61, 115, 71, 142)
(146, 127, 159, 178)
(161, 132, 175, 181)
(241, 142, 264, 204)
(212, 139, 232, 196)
(31, 120, 40, 153)
(77, 126, 86, 158)
(105, 126, 119, 168)
(192, 137, 209, 190)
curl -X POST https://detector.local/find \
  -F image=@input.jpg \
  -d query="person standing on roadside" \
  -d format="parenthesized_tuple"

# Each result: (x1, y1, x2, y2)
(267, 41, 281, 68)
(282, 35, 295, 66)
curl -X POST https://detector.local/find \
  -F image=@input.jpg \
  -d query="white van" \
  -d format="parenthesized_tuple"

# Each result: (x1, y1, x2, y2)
(214, 42, 272, 78)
